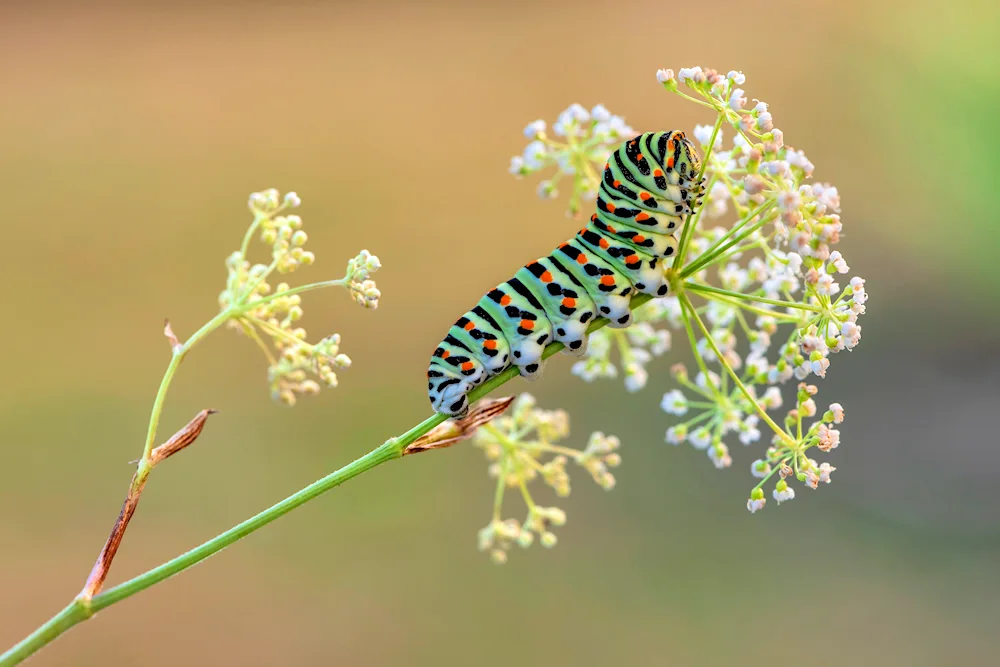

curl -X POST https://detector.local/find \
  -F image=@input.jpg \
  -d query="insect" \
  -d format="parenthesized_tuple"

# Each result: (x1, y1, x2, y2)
(428, 131, 704, 418)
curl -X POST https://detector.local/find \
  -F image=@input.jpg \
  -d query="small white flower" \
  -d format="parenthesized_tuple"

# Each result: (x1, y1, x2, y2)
(689, 427, 712, 450)
(656, 68, 675, 83)
(624, 363, 648, 393)
(665, 425, 687, 445)
(709, 444, 732, 469)
(523, 119, 546, 139)
(818, 462, 836, 483)
(660, 389, 689, 416)
(729, 88, 747, 111)
(817, 424, 840, 452)
(727, 70, 746, 85)
(693, 124, 723, 150)
(751, 459, 771, 479)
(747, 497, 766, 513)
(739, 415, 761, 445)
(828, 251, 850, 274)
(828, 403, 845, 424)
(841, 321, 862, 349)
(773, 483, 795, 504)
(591, 104, 611, 122)
(801, 398, 817, 417)
(522, 140, 547, 169)
(678, 66, 705, 84)
(756, 111, 773, 132)
(536, 180, 557, 199)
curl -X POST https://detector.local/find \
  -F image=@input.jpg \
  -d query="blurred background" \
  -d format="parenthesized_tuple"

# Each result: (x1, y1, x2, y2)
(1, 1, 998, 665)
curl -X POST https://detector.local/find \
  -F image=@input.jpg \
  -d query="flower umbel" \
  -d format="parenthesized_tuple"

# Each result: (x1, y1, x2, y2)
(473, 394, 621, 564)
(508, 67, 866, 512)
(218, 189, 382, 405)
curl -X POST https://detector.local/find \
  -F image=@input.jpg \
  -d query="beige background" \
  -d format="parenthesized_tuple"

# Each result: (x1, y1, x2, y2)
(1, 1, 998, 665)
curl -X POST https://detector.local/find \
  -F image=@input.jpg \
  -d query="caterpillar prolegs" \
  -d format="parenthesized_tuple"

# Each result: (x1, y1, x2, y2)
(428, 131, 705, 418)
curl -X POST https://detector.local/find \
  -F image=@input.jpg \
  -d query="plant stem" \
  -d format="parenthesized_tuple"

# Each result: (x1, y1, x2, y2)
(679, 294, 794, 447)
(685, 282, 826, 315)
(0, 294, 652, 667)
(681, 200, 775, 278)
(141, 311, 232, 462)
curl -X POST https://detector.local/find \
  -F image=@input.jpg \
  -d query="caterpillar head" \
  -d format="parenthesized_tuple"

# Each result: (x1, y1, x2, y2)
(665, 130, 706, 213)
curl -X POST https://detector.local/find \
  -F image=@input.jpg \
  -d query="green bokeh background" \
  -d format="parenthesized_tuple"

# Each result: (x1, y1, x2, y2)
(1, 1, 998, 665)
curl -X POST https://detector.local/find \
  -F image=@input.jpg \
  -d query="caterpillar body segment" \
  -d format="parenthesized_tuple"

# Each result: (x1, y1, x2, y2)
(428, 131, 704, 418)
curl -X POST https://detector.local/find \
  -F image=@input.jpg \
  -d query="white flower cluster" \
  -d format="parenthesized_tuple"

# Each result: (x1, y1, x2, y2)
(219, 190, 382, 405)
(570, 304, 672, 392)
(344, 249, 382, 309)
(473, 394, 621, 564)
(509, 103, 635, 217)
(506, 67, 869, 513)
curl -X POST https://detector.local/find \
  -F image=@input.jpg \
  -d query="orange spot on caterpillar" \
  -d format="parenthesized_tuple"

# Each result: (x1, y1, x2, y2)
(667, 157, 675, 169)
(442, 350, 450, 359)
(500, 294, 511, 306)
(600, 275, 615, 286)
(484, 340, 497, 350)
(636, 212, 650, 222)
(613, 179, 621, 187)
(667, 140, 676, 152)
(461, 361, 474, 371)
(520, 319, 535, 331)
(604, 163, 609, 170)
(636, 153, 644, 161)
(464, 321, 475, 331)
(607, 224, 616, 233)
(599, 238, 609, 249)
(640, 191, 650, 199)
(541, 271, 553, 283)
(576, 253, 588, 265)
(561, 297, 576, 308)
(653, 168, 663, 177)
(606, 203, 616, 213)
(634, 235, 646, 243)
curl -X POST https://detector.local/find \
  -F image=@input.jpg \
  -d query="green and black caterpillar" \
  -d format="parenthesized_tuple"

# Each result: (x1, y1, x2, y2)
(428, 131, 705, 417)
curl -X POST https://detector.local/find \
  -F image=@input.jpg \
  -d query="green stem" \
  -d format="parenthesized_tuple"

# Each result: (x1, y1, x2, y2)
(674, 112, 724, 268)
(680, 294, 794, 447)
(1, 293, 653, 667)
(236, 278, 349, 313)
(0, 604, 87, 667)
(685, 283, 826, 315)
(681, 201, 775, 278)
(141, 310, 233, 462)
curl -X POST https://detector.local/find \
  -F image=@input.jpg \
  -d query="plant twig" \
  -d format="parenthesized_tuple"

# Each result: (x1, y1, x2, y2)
(78, 409, 217, 601)
(0, 294, 653, 667)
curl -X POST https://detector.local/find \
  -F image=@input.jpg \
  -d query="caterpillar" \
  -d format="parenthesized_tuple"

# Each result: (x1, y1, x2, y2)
(428, 131, 705, 418)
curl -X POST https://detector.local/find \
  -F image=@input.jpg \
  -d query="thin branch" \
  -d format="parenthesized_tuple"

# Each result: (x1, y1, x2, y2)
(78, 409, 217, 601)
(1, 294, 656, 666)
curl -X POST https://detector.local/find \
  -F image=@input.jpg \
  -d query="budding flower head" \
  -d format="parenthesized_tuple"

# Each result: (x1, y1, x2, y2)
(220, 191, 380, 405)
(473, 395, 621, 563)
